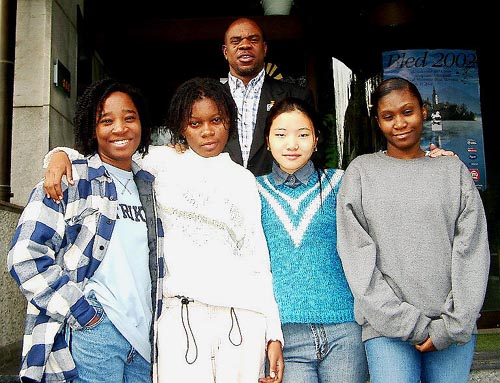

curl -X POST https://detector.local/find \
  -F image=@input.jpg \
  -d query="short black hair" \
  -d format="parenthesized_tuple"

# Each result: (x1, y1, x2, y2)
(74, 78, 152, 156)
(370, 77, 423, 118)
(223, 17, 267, 45)
(166, 77, 237, 146)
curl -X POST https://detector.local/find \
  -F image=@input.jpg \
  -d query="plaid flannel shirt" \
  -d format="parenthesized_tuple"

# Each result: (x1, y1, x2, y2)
(7, 153, 164, 382)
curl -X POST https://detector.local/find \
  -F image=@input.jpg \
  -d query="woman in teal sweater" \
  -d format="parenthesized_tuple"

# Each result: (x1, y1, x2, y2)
(256, 97, 367, 382)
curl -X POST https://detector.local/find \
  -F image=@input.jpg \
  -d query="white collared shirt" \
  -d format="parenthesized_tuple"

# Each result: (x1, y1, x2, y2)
(227, 69, 265, 167)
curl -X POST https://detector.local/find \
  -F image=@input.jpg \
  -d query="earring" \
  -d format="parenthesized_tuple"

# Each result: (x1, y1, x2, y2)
(314, 147, 318, 152)
(267, 146, 270, 151)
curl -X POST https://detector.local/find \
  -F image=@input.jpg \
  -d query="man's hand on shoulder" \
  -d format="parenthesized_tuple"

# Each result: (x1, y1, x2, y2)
(166, 142, 188, 154)
(427, 143, 457, 158)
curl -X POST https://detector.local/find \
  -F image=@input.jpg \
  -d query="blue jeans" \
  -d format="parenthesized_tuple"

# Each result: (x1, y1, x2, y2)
(70, 295, 152, 383)
(279, 322, 367, 383)
(365, 335, 476, 383)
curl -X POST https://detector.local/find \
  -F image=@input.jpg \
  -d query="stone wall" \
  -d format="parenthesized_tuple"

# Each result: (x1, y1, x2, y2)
(0, 202, 24, 374)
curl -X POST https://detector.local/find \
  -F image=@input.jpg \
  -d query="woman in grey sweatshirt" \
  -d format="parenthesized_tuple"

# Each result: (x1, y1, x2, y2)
(336, 77, 490, 383)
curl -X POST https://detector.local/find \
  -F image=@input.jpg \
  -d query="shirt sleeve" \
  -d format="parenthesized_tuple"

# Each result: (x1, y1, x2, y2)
(429, 164, 490, 349)
(240, 173, 284, 346)
(7, 182, 96, 329)
(139, 145, 174, 177)
(43, 147, 83, 168)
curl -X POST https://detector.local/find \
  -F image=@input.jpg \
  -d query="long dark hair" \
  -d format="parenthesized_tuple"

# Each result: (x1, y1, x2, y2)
(74, 78, 152, 156)
(264, 96, 324, 169)
(166, 77, 237, 146)
(264, 97, 332, 205)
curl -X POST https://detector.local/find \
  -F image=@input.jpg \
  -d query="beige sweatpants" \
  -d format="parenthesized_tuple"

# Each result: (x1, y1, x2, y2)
(157, 296, 267, 383)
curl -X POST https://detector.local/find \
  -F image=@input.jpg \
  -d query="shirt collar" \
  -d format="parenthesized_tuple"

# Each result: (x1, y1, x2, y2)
(228, 68, 266, 91)
(271, 160, 315, 187)
(86, 152, 155, 182)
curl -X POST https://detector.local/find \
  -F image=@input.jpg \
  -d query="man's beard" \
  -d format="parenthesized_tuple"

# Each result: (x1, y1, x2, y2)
(235, 65, 261, 78)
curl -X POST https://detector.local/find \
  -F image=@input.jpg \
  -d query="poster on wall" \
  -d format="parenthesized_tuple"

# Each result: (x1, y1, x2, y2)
(382, 49, 486, 190)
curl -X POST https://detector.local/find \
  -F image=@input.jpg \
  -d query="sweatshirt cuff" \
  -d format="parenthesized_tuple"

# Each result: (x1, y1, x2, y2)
(43, 147, 80, 168)
(266, 320, 284, 349)
(428, 318, 452, 350)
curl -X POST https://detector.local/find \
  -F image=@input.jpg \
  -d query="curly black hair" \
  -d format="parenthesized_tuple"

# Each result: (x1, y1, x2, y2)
(74, 78, 152, 156)
(166, 77, 237, 146)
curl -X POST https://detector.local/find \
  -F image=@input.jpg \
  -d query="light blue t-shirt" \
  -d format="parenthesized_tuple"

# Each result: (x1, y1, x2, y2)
(85, 164, 152, 361)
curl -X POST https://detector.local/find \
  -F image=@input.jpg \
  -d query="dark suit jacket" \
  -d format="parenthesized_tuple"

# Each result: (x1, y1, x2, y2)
(224, 77, 314, 177)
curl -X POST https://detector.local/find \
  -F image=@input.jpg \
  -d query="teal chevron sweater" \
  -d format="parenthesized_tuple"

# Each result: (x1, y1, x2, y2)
(257, 168, 355, 324)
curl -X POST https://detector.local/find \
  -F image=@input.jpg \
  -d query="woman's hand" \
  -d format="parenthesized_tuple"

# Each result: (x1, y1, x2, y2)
(43, 151, 72, 203)
(415, 336, 437, 353)
(259, 340, 284, 382)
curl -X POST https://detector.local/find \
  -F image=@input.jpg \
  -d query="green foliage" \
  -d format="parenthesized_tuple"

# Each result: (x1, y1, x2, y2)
(321, 113, 338, 168)
(324, 146, 339, 169)
(475, 332, 500, 352)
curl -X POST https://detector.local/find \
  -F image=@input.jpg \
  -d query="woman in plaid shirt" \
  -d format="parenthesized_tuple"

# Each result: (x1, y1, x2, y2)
(7, 78, 164, 383)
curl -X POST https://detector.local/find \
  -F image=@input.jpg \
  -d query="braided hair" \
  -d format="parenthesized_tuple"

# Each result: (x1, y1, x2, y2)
(166, 77, 237, 146)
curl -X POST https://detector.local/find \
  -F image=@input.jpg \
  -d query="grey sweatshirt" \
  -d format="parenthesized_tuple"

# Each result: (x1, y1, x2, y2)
(336, 151, 490, 350)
